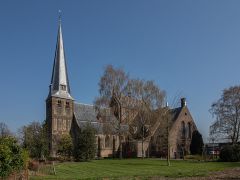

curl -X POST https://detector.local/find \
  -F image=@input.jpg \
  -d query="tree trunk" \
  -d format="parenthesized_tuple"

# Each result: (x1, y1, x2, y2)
(119, 135, 122, 159)
(113, 137, 115, 158)
(167, 117, 171, 166)
(142, 126, 145, 159)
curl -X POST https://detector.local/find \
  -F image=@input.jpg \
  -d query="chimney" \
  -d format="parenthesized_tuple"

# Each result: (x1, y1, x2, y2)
(181, 98, 186, 107)
(165, 101, 169, 107)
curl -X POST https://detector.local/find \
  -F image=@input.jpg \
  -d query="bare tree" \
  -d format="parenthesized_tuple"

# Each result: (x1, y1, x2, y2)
(152, 107, 172, 165)
(149, 95, 179, 166)
(163, 108, 172, 166)
(0, 122, 11, 137)
(94, 65, 129, 159)
(127, 79, 165, 159)
(210, 86, 240, 144)
(95, 65, 166, 159)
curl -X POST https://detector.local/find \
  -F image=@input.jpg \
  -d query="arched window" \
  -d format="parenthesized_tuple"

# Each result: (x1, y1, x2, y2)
(98, 137, 101, 149)
(57, 100, 62, 107)
(97, 137, 101, 157)
(66, 102, 70, 108)
(57, 119, 61, 130)
(188, 122, 191, 138)
(181, 121, 185, 138)
(63, 119, 66, 130)
(112, 136, 116, 150)
(105, 135, 111, 148)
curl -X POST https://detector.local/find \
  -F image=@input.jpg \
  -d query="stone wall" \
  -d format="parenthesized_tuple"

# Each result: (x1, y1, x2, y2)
(169, 106, 197, 158)
(46, 96, 74, 157)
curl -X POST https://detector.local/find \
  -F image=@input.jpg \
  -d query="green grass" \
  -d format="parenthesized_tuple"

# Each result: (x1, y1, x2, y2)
(31, 159, 240, 180)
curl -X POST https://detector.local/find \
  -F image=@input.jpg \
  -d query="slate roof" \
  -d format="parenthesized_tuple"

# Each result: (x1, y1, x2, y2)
(73, 103, 102, 133)
(49, 21, 73, 100)
(74, 103, 98, 122)
(169, 107, 182, 122)
(74, 102, 128, 134)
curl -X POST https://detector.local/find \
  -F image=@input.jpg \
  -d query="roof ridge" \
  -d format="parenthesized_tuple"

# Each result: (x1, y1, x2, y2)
(74, 102, 94, 106)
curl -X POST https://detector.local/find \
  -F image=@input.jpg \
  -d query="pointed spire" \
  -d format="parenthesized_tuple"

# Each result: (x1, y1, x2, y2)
(49, 17, 73, 100)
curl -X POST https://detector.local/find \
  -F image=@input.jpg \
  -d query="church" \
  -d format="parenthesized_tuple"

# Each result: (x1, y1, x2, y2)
(46, 21, 198, 158)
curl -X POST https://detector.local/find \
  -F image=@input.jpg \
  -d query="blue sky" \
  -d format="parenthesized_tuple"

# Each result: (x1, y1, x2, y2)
(1, 0, 240, 141)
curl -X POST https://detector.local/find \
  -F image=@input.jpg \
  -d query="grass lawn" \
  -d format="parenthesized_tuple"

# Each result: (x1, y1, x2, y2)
(31, 159, 240, 180)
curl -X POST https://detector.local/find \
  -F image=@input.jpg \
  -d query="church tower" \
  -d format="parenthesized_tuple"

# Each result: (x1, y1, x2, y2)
(46, 19, 74, 157)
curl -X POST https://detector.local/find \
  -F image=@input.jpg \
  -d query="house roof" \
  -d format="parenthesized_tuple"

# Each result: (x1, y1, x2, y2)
(169, 107, 182, 122)
(74, 102, 128, 134)
(73, 103, 103, 133)
(74, 103, 98, 122)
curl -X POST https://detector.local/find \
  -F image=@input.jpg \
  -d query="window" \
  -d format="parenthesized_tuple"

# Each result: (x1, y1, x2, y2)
(66, 102, 70, 108)
(66, 119, 69, 130)
(60, 84, 66, 91)
(181, 121, 185, 139)
(63, 119, 66, 130)
(57, 119, 60, 130)
(58, 100, 62, 107)
(98, 137, 101, 152)
(105, 135, 111, 148)
(188, 122, 191, 138)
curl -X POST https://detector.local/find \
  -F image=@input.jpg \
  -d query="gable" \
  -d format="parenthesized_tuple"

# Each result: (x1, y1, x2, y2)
(173, 106, 197, 130)
(169, 106, 198, 140)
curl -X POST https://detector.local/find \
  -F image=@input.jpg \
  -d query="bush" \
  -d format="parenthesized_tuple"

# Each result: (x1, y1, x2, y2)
(219, 144, 240, 162)
(190, 130, 204, 155)
(73, 123, 96, 161)
(21, 121, 49, 159)
(0, 137, 28, 177)
(57, 134, 73, 160)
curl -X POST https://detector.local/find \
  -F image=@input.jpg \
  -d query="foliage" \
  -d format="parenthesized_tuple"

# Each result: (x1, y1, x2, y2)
(0, 122, 11, 137)
(0, 136, 27, 177)
(21, 121, 49, 159)
(210, 86, 240, 143)
(21, 149, 29, 168)
(73, 123, 96, 161)
(57, 134, 73, 160)
(190, 130, 204, 155)
(30, 159, 240, 179)
(219, 144, 240, 162)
